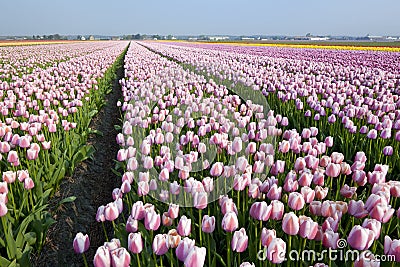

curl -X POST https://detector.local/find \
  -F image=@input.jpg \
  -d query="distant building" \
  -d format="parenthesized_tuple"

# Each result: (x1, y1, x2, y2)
(209, 36, 230, 41)
(310, 37, 330, 41)
(111, 37, 120, 41)
(241, 37, 255, 41)
(80, 36, 86, 41)
(89, 35, 95, 41)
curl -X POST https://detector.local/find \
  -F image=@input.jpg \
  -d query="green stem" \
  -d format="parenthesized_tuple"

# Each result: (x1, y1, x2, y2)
(82, 253, 89, 267)
(102, 222, 109, 242)
(227, 232, 232, 267)
(8, 184, 18, 220)
(207, 234, 212, 267)
(198, 209, 203, 246)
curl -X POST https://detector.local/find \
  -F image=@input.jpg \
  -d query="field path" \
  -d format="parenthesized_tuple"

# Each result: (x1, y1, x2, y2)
(33, 62, 124, 267)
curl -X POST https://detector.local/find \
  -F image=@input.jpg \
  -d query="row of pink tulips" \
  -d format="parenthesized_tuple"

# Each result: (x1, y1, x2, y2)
(0, 41, 129, 265)
(71, 41, 400, 267)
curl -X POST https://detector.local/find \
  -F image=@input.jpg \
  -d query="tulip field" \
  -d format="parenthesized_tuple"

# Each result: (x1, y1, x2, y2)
(1, 40, 400, 267)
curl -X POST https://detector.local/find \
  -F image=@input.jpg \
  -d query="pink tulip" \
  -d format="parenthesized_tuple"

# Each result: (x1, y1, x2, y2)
(2, 171, 16, 184)
(314, 186, 329, 200)
(131, 201, 145, 220)
(384, 236, 400, 262)
(278, 140, 290, 153)
(73, 232, 90, 254)
(176, 237, 196, 262)
(7, 151, 19, 163)
(267, 238, 286, 264)
(144, 210, 161, 231)
(270, 200, 284, 220)
(270, 160, 285, 175)
(0, 202, 8, 217)
(282, 212, 299, 235)
(17, 170, 29, 182)
(232, 228, 248, 252)
(266, 184, 282, 200)
(153, 234, 169, 256)
(137, 181, 149, 196)
(222, 211, 239, 232)
(249, 201, 271, 221)
(325, 163, 341, 177)
(261, 228, 276, 247)
(110, 247, 131, 267)
(288, 192, 305, 211)
(104, 202, 119, 221)
(168, 203, 179, 219)
(348, 200, 368, 219)
(159, 168, 169, 181)
(322, 229, 339, 249)
(126, 215, 139, 232)
(369, 203, 395, 223)
(177, 215, 192, 236)
(340, 184, 357, 199)
(235, 156, 248, 172)
(23, 177, 34, 190)
(368, 171, 386, 185)
(347, 225, 375, 250)
(210, 162, 224, 176)
(298, 172, 312, 187)
(143, 156, 154, 169)
(220, 197, 238, 215)
(362, 218, 381, 240)
(299, 216, 318, 239)
(352, 170, 367, 186)
(301, 186, 315, 203)
(202, 215, 215, 233)
(0, 182, 8, 194)
(93, 246, 111, 267)
(128, 232, 143, 254)
(184, 246, 206, 267)
(312, 171, 325, 186)
(294, 157, 306, 172)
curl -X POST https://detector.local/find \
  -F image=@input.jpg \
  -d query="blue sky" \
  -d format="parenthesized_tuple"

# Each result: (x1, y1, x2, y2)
(1, 0, 399, 36)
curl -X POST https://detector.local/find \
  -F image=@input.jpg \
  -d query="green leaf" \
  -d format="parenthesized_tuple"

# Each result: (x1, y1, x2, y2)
(72, 145, 95, 165)
(7, 259, 17, 267)
(5, 222, 17, 259)
(88, 128, 103, 136)
(88, 109, 98, 118)
(0, 256, 11, 266)
(24, 232, 37, 246)
(56, 196, 76, 209)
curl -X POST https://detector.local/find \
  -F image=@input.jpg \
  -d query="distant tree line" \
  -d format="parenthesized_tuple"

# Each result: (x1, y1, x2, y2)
(32, 34, 68, 40)
(122, 34, 176, 40)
